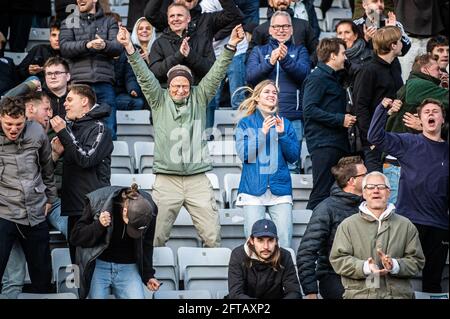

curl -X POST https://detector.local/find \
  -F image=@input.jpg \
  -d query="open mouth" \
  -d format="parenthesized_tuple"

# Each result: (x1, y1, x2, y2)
(428, 118, 436, 125)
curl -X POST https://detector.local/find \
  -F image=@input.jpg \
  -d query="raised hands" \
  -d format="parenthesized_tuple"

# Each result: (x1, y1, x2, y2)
(262, 115, 284, 135)
(385, 11, 397, 27)
(403, 112, 422, 131)
(117, 26, 135, 55)
(228, 24, 245, 47)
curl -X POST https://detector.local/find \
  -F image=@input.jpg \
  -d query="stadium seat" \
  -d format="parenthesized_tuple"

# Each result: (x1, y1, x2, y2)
(177, 247, 231, 296)
(284, 247, 297, 265)
(300, 140, 312, 174)
(116, 110, 154, 151)
(134, 141, 154, 174)
(153, 247, 179, 290)
(291, 174, 313, 210)
(216, 290, 229, 299)
(206, 173, 225, 209)
(212, 109, 238, 141)
(111, 140, 134, 174)
(291, 209, 313, 251)
(153, 289, 212, 299)
(166, 207, 202, 259)
(110, 173, 155, 194)
(325, 8, 352, 31)
(17, 292, 78, 299)
(51, 248, 71, 283)
(208, 140, 242, 189)
(414, 291, 449, 299)
(224, 173, 241, 208)
(3, 52, 28, 65)
(218, 208, 246, 250)
(56, 266, 79, 297)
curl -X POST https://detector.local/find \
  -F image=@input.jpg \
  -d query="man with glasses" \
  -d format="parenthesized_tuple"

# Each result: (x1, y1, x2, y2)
(43, 57, 71, 119)
(368, 97, 448, 293)
(247, 10, 310, 173)
(298, 156, 366, 299)
(249, 0, 318, 65)
(330, 171, 425, 299)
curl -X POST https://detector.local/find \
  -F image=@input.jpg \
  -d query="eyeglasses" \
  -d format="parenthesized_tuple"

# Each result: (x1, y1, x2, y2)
(45, 71, 67, 77)
(270, 24, 292, 31)
(364, 184, 389, 190)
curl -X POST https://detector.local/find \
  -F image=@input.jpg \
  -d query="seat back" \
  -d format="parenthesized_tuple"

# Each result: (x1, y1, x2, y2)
(153, 289, 212, 299)
(291, 174, 313, 210)
(224, 173, 241, 208)
(134, 141, 155, 174)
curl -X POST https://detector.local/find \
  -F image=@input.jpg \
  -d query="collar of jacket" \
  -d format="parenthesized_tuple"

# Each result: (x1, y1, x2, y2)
(329, 182, 363, 205)
(373, 54, 393, 67)
(71, 103, 111, 124)
(80, 7, 104, 20)
(358, 202, 395, 223)
(317, 62, 339, 76)
(408, 71, 442, 85)
(267, 6, 295, 20)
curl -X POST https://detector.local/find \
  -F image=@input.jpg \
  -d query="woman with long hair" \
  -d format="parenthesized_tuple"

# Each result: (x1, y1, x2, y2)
(234, 80, 300, 248)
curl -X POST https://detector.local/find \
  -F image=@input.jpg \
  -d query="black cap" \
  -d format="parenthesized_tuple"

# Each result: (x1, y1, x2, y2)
(251, 219, 278, 239)
(125, 195, 153, 239)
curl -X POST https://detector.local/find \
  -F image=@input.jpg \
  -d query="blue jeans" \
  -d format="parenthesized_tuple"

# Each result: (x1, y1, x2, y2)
(89, 259, 145, 299)
(116, 93, 145, 111)
(206, 53, 247, 129)
(234, 0, 260, 25)
(1, 241, 26, 299)
(243, 203, 293, 249)
(91, 82, 117, 140)
(47, 198, 68, 239)
(383, 164, 401, 205)
(289, 119, 304, 173)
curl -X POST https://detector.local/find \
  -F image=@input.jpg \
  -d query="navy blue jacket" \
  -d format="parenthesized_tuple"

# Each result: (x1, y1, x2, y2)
(114, 51, 143, 96)
(302, 62, 349, 153)
(235, 110, 300, 197)
(246, 38, 310, 121)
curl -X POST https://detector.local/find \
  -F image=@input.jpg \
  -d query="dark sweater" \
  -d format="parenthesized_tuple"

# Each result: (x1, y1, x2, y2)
(368, 104, 449, 230)
(302, 62, 349, 153)
(98, 200, 136, 264)
(228, 244, 302, 299)
(352, 55, 403, 146)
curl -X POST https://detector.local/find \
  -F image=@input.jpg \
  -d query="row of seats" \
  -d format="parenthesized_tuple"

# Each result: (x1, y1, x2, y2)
(110, 172, 314, 211)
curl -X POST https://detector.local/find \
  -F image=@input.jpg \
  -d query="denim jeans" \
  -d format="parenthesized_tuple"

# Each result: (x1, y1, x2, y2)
(206, 53, 247, 129)
(91, 82, 117, 140)
(47, 198, 68, 239)
(234, 0, 260, 25)
(243, 203, 293, 249)
(89, 259, 145, 299)
(0, 218, 51, 294)
(289, 119, 304, 173)
(1, 241, 26, 299)
(383, 164, 401, 205)
(116, 93, 145, 111)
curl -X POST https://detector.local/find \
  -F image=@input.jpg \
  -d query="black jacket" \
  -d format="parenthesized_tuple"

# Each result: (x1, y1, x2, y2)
(57, 103, 113, 216)
(144, 0, 243, 41)
(70, 186, 158, 299)
(59, 8, 123, 84)
(297, 183, 362, 295)
(0, 56, 20, 96)
(248, 7, 318, 66)
(228, 244, 302, 299)
(44, 87, 68, 119)
(17, 44, 60, 81)
(352, 54, 403, 146)
(149, 28, 215, 87)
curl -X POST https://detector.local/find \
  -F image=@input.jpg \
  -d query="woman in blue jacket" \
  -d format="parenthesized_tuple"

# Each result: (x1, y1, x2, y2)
(235, 79, 300, 248)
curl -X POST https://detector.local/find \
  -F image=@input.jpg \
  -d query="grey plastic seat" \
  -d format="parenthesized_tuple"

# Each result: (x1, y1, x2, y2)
(17, 292, 78, 299)
(153, 289, 212, 299)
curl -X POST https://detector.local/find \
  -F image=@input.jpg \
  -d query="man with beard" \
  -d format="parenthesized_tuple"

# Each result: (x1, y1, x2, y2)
(228, 219, 302, 299)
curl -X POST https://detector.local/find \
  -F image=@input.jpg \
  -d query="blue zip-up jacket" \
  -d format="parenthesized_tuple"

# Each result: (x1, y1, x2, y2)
(302, 62, 349, 153)
(246, 38, 310, 121)
(235, 110, 300, 197)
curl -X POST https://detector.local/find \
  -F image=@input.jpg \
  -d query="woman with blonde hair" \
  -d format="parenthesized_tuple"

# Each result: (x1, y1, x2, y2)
(234, 80, 300, 248)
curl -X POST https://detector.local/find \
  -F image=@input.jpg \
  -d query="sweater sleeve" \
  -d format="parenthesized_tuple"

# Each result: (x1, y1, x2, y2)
(38, 128, 57, 204)
(352, 66, 375, 143)
(367, 104, 409, 159)
(142, 216, 156, 283)
(393, 221, 425, 278)
(148, 40, 185, 83)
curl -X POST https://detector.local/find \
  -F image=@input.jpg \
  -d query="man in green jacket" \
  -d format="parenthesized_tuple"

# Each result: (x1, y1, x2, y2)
(116, 24, 245, 247)
(330, 171, 425, 299)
